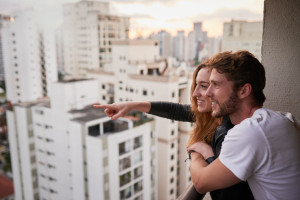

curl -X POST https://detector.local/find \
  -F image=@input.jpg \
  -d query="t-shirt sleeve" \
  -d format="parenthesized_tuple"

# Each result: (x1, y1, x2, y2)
(219, 120, 268, 181)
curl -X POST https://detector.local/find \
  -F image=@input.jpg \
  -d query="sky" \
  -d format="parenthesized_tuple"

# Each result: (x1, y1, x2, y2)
(0, 0, 264, 38)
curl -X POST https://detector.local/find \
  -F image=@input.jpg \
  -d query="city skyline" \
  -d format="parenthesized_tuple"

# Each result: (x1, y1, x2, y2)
(0, 0, 263, 38)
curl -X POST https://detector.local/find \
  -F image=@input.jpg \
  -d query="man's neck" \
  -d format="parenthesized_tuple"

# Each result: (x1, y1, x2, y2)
(230, 105, 261, 125)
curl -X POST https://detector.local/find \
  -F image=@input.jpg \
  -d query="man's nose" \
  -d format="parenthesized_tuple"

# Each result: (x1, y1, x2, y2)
(205, 85, 213, 97)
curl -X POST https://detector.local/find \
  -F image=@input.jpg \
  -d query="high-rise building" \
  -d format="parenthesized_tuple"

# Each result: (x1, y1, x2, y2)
(222, 20, 263, 60)
(186, 22, 213, 64)
(61, 0, 129, 78)
(157, 30, 172, 58)
(1, 9, 57, 104)
(173, 31, 186, 61)
(186, 31, 196, 61)
(7, 78, 156, 200)
(0, 14, 11, 81)
(86, 39, 194, 199)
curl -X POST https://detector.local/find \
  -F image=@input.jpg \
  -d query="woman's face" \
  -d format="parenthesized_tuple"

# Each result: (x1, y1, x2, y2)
(192, 67, 212, 112)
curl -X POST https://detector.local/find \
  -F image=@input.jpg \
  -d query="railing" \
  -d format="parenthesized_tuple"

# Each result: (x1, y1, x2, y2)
(176, 183, 206, 200)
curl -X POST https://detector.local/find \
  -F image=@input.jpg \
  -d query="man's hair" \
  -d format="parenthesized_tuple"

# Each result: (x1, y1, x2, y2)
(207, 50, 266, 106)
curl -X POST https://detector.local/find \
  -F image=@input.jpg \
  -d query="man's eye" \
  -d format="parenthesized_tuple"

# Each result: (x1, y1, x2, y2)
(201, 85, 208, 89)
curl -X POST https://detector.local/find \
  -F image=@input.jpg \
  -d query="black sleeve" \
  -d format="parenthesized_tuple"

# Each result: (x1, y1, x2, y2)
(148, 101, 194, 122)
(211, 115, 234, 158)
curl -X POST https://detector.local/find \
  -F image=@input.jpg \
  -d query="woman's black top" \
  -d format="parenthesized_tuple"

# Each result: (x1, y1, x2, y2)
(148, 102, 254, 200)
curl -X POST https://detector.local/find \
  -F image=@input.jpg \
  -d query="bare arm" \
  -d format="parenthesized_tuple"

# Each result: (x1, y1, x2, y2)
(189, 153, 241, 194)
(93, 101, 151, 120)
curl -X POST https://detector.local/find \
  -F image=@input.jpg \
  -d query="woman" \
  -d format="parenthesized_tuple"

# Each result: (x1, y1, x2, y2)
(93, 63, 254, 200)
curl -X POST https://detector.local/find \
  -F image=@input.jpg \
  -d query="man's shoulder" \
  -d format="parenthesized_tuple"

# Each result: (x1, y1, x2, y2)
(234, 108, 299, 134)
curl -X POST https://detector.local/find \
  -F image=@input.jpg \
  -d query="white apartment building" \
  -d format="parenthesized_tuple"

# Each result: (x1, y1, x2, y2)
(7, 101, 40, 200)
(61, 0, 129, 78)
(222, 20, 263, 61)
(7, 78, 156, 200)
(0, 14, 11, 81)
(173, 31, 186, 61)
(86, 39, 194, 200)
(1, 9, 57, 104)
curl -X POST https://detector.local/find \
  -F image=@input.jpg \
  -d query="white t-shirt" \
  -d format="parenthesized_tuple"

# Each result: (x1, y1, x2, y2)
(219, 108, 300, 200)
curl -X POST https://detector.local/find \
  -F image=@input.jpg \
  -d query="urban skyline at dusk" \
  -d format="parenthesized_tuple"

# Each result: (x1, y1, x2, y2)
(0, 0, 263, 37)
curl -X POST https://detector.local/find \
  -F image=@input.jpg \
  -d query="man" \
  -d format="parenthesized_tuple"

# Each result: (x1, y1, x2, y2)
(188, 51, 300, 200)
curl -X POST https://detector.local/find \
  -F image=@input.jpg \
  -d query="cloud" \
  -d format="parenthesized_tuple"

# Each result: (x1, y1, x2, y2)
(125, 14, 155, 19)
(111, 0, 175, 3)
(193, 8, 263, 22)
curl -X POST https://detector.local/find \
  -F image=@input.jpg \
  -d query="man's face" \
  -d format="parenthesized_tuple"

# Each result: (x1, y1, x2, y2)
(205, 69, 238, 118)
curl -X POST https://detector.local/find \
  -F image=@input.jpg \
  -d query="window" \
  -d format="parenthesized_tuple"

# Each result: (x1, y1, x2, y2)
(134, 136, 143, 149)
(170, 166, 174, 172)
(102, 84, 106, 89)
(143, 90, 147, 96)
(171, 154, 174, 160)
(171, 130, 174, 136)
(170, 189, 174, 194)
(119, 171, 131, 187)
(119, 140, 131, 155)
(119, 156, 131, 171)
(134, 180, 143, 193)
(172, 92, 175, 98)
(133, 151, 143, 165)
(120, 186, 132, 199)
(171, 143, 174, 148)
(88, 124, 100, 136)
(134, 166, 143, 179)
(170, 177, 174, 183)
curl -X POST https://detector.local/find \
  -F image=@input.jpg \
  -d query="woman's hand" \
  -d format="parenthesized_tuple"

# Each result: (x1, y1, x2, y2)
(93, 101, 151, 120)
(187, 141, 214, 160)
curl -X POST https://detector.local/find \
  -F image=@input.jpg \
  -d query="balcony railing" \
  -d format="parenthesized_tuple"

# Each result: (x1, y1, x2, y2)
(176, 183, 205, 200)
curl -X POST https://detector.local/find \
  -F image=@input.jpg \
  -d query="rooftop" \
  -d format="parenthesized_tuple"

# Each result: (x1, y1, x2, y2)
(70, 105, 107, 123)
(0, 174, 13, 198)
(59, 78, 93, 83)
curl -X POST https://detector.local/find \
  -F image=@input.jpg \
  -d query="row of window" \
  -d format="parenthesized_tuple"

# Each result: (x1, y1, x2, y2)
(120, 180, 143, 199)
(119, 136, 143, 156)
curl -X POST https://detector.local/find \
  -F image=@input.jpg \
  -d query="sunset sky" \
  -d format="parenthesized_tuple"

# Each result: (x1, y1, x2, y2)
(0, 0, 264, 38)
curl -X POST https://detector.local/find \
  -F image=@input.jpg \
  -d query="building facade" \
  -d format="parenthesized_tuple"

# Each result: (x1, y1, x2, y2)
(1, 9, 57, 104)
(61, 0, 129, 78)
(7, 79, 157, 200)
(222, 20, 263, 61)
(86, 39, 194, 200)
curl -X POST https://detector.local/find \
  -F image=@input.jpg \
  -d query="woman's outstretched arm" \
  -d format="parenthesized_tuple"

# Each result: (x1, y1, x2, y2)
(93, 101, 194, 122)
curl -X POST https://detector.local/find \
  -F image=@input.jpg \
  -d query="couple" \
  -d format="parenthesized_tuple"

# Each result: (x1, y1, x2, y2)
(94, 51, 300, 200)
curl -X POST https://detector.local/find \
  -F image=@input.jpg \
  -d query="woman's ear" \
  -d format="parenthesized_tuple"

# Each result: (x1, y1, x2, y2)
(238, 83, 252, 99)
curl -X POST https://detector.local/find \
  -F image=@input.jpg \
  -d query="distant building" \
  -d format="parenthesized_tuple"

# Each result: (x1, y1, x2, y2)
(173, 30, 186, 61)
(222, 20, 263, 60)
(157, 30, 172, 58)
(1, 9, 57, 104)
(0, 14, 11, 81)
(61, 0, 129, 78)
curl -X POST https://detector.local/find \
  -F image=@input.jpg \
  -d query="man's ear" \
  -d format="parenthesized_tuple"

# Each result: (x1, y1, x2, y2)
(238, 83, 252, 99)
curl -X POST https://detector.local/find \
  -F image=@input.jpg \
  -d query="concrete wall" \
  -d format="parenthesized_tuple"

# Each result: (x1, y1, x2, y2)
(262, 0, 300, 118)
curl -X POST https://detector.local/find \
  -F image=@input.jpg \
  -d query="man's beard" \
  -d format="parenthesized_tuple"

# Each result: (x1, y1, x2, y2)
(212, 91, 238, 118)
